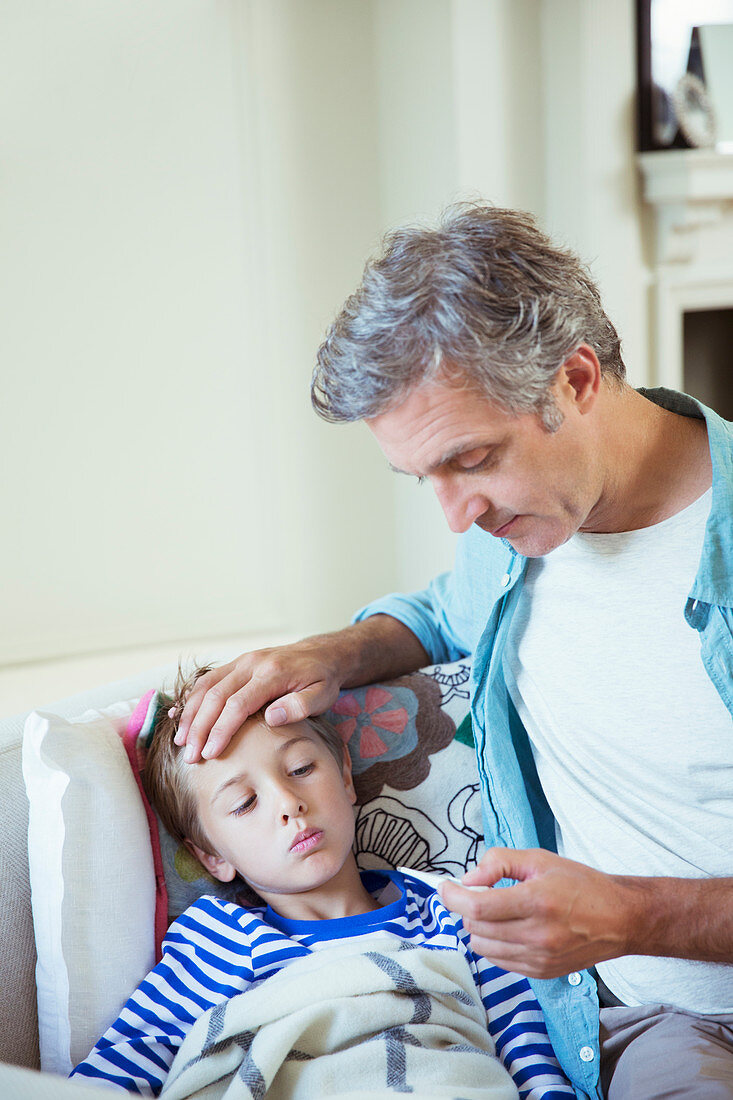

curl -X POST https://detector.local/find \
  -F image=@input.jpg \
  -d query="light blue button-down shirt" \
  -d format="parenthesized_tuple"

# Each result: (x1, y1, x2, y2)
(355, 389, 733, 1098)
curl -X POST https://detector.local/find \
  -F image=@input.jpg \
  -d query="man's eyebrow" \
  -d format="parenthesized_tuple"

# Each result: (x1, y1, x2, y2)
(388, 443, 493, 478)
(210, 736, 312, 806)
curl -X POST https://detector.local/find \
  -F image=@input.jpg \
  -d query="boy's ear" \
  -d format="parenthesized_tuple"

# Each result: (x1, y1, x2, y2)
(341, 742, 357, 806)
(184, 838, 237, 883)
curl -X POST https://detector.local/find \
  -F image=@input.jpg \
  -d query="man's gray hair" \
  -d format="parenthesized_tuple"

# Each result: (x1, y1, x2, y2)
(311, 203, 625, 431)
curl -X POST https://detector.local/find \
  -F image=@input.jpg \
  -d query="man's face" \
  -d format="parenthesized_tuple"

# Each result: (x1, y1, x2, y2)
(190, 719, 357, 907)
(366, 371, 601, 557)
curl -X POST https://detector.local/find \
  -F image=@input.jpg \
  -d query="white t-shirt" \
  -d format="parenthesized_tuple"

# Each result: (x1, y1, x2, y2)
(505, 488, 733, 1012)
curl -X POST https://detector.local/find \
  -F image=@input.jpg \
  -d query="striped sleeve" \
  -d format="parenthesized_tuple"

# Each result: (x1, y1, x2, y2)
(399, 881, 573, 1098)
(69, 897, 270, 1096)
(456, 922, 575, 1100)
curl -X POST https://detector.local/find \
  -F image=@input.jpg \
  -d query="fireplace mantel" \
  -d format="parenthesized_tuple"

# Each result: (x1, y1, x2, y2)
(637, 150, 733, 393)
(638, 150, 733, 265)
(638, 149, 733, 202)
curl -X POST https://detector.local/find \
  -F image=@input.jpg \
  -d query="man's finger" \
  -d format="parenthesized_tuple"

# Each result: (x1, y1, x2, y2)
(439, 878, 534, 924)
(175, 667, 229, 743)
(467, 927, 578, 980)
(263, 682, 336, 727)
(463, 846, 545, 888)
(462, 847, 509, 886)
(198, 677, 329, 759)
(184, 673, 255, 761)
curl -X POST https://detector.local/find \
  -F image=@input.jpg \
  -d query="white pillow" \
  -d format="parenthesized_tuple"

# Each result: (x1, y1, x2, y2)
(22, 702, 156, 1075)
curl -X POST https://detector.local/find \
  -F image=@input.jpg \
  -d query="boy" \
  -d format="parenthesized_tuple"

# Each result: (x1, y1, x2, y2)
(71, 669, 573, 1099)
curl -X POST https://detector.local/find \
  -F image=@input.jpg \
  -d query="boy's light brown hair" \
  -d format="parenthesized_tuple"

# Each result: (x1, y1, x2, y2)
(142, 665, 348, 873)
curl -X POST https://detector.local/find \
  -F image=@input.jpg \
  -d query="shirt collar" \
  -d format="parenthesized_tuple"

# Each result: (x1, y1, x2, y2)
(639, 387, 733, 607)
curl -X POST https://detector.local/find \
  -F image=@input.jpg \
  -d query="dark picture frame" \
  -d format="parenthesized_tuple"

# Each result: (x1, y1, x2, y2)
(636, 0, 655, 151)
(636, 0, 733, 151)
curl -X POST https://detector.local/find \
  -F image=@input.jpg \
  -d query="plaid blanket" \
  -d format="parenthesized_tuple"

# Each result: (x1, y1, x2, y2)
(160, 936, 519, 1100)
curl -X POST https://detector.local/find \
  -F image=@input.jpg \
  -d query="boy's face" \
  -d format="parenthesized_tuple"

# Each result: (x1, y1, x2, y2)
(187, 717, 358, 906)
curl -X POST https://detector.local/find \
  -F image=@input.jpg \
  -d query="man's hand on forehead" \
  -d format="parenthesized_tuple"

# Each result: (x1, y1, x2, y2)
(173, 618, 428, 763)
(173, 642, 344, 763)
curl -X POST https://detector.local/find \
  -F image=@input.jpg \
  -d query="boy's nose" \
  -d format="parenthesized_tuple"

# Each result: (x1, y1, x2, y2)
(280, 790, 306, 821)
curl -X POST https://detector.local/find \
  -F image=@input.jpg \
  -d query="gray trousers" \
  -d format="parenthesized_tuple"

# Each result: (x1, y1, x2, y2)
(598, 981, 733, 1098)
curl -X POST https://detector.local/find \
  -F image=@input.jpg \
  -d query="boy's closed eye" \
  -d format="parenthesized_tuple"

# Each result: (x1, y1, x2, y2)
(290, 762, 315, 777)
(231, 795, 256, 817)
(229, 762, 317, 817)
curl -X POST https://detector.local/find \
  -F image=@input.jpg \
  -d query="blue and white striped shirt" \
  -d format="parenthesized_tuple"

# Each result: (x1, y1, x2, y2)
(71, 870, 573, 1098)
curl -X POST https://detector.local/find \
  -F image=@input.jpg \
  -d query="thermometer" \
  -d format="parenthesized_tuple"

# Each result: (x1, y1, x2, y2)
(397, 866, 488, 892)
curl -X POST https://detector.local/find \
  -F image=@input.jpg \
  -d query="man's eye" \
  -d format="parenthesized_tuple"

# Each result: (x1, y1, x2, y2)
(290, 763, 314, 777)
(231, 796, 255, 817)
(458, 449, 493, 472)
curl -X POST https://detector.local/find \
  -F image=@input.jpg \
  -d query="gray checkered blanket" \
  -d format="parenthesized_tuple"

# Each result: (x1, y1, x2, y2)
(160, 936, 519, 1100)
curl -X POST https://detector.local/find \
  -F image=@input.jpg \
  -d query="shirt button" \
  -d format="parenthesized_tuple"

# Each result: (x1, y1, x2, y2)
(567, 971, 582, 986)
(579, 1046, 595, 1063)
(500, 572, 511, 587)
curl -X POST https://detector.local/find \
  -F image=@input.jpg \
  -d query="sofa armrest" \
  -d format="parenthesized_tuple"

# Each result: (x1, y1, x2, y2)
(0, 1063, 118, 1099)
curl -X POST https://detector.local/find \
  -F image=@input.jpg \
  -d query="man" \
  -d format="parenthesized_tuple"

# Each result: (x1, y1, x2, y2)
(176, 205, 733, 1098)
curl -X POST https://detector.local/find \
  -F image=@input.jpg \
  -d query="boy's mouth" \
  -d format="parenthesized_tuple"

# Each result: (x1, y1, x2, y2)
(290, 828, 323, 853)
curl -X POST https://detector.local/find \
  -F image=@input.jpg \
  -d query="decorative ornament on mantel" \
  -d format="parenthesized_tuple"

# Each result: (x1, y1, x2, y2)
(672, 73, 716, 150)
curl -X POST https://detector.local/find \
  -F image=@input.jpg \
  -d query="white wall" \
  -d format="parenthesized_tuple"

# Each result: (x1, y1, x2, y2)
(1, 0, 647, 707)
(2, 1, 284, 663)
(235, 0, 398, 631)
(540, 0, 649, 389)
(1, 0, 399, 684)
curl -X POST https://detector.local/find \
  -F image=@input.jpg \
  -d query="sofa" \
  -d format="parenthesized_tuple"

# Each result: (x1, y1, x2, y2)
(0, 654, 478, 1097)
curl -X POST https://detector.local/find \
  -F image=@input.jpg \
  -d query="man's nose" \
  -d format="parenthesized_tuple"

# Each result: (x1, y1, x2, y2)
(432, 478, 488, 534)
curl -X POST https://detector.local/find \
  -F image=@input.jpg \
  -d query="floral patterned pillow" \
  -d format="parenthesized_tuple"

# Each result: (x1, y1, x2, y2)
(329, 662, 481, 879)
(128, 659, 478, 936)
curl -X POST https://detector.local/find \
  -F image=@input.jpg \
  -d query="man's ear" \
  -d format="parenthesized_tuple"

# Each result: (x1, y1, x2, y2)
(341, 742, 357, 806)
(559, 344, 602, 414)
(184, 838, 237, 882)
